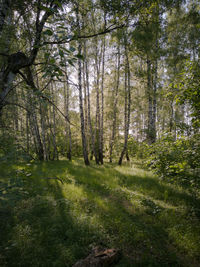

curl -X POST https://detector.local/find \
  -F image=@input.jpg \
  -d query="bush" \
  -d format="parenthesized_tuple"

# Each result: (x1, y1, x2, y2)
(128, 137, 149, 159)
(143, 133, 200, 188)
(0, 134, 31, 162)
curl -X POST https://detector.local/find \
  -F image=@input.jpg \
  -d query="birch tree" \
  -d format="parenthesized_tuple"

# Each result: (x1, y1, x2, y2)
(118, 33, 131, 165)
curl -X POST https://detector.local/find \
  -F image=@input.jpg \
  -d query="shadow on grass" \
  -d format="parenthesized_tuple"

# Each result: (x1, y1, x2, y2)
(63, 160, 200, 266)
(64, 159, 200, 211)
(115, 169, 200, 209)
(0, 160, 106, 267)
(0, 159, 200, 267)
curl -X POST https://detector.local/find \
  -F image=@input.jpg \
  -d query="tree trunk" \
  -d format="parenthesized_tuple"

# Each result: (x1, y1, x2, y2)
(50, 83, 58, 160)
(146, 55, 154, 144)
(0, 3, 55, 114)
(118, 37, 131, 165)
(152, 57, 157, 143)
(94, 36, 101, 164)
(63, 68, 72, 160)
(76, 6, 89, 166)
(39, 101, 48, 160)
(99, 34, 105, 165)
(83, 58, 88, 151)
(109, 43, 121, 163)
(83, 40, 97, 162)
(35, 70, 48, 161)
(26, 111, 30, 154)
(28, 91, 44, 160)
(46, 111, 52, 160)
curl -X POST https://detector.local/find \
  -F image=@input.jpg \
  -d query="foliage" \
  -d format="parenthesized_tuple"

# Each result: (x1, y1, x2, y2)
(177, 61, 200, 128)
(128, 137, 149, 159)
(1, 1, 200, 265)
(145, 133, 200, 188)
(0, 132, 31, 161)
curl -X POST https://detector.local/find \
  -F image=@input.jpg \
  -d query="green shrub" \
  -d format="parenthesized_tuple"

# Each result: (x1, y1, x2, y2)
(128, 138, 149, 159)
(143, 133, 200, 188)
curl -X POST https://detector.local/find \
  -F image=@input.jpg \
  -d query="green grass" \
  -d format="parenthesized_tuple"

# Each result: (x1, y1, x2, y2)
(0, 158, 200, 266)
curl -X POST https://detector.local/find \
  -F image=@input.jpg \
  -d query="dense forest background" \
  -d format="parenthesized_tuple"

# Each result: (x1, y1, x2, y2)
(1, 0, 200, 187)
(0, 0, 200, 266)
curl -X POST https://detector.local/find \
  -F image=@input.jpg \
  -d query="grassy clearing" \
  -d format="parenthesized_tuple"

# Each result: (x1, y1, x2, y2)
(0, 159, 200, 266)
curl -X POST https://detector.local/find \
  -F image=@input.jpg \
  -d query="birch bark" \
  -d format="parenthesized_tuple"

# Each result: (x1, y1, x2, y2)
(109, 43, 121, 163)
(76, 6, 89, 165)
(118, 36, 131, 165)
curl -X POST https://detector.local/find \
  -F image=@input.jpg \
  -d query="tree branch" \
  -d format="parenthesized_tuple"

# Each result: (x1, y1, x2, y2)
(18, 70, 76, 127)
(4, 101, 31, 113)
(29, 0, 56, 65)
(42, 24, 125, 46)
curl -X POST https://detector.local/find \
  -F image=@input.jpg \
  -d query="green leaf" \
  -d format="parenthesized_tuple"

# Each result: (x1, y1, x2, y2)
(44, 52, 50, 59)
(53, 0, 62, 7)
(57, 30, 65, 34)
(59, 49, 64, 58)
(75, 54, 84, 60)
(62, 47, 71, 54)
(57, 68, 64, 76)
(67, 59, 75, 67)
(43, 29, 53, 36)
(69, 46, 76, 52)
(39, 5, 50, 12)
(50, 58, 56, 64)
(40, 5, 55, 13)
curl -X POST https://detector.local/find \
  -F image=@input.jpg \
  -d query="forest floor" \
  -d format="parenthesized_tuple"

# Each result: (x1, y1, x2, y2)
(0, 158, 200, 267)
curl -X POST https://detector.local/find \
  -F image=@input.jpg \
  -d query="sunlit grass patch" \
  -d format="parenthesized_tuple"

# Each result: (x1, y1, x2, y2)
(0, 158, 200, 266)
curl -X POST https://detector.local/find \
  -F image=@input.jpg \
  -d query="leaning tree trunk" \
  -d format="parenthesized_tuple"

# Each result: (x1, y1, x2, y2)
(0, 2, 56, 114)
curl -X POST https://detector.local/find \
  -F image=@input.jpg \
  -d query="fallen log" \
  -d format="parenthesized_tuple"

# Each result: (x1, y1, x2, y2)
(73, 246, 121, 267)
